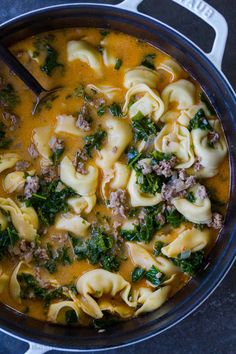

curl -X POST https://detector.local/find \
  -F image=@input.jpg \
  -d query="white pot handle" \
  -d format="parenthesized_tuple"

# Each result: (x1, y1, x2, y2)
(117, 0, 228, 71)
(24, 342, 52, 354)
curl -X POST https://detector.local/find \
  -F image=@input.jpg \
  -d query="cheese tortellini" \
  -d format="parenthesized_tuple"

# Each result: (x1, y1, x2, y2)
(67, 40, 102, 73)
(55, 114, 87, 137)
(191, 120, 227, 177)
(161, 79, 195, 110)
(173, 184, 212, 224)
(154, 122, 195, 168)
(124, 66, 158, 89)
(0, 198, 38, 241)
(96, 118, 132, 170)
(32, 126, 51, 160)
(60, 156, 98, 196)
(0, 153, 19, 173)
(55, 213, 90, 237)
(161, 228, 210, 258)
(47, 301, 81, 324)
(68, 195, 96, 214)
(76, 269, 135, 319)
(123, 83, 165, 121)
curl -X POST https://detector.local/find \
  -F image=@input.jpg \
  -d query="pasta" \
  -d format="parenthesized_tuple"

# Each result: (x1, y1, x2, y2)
(154, 122, 195, 168)
(55, 114, 87, 137)
(55, 213, 90, 237)
(60, 156, 98, 196)
(172, 184, 212, 224)
(67, 40, 102, 73)
(0, 27, 228, 327)
(123, 83, 165, 121)
(124, 66, 159, 88)
(96, 118, 132, 170)
(161, 79, 196, 110)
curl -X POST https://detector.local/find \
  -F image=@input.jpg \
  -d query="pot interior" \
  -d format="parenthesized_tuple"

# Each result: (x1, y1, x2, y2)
(0, 4, 235, 350)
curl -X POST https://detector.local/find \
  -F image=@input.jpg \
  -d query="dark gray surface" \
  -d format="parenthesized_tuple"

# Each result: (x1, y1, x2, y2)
(0, 1, 235, 353)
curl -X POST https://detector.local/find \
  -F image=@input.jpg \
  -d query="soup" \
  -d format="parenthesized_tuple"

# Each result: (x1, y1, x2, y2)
(0, 28, 229, 328)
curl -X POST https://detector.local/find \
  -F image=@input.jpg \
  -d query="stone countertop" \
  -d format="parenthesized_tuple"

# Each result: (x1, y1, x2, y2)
(0, 1, 235, 353)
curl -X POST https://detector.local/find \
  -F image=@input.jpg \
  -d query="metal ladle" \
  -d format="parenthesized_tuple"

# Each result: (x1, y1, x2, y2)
(0, 42, 61, 115)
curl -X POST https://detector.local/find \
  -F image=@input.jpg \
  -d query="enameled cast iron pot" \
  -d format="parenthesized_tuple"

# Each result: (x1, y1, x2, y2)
(0, 1, 235, 352)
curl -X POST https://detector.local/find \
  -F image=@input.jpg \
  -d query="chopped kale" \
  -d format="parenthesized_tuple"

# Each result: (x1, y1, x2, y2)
(145, 265, 165, 286)
(132, 111, 157, 141)
(188, 109, 213, 131)
(132, 267, 146, 282)
(71, 228, 121, 272)
(109, 103, 123, 117)
(0, 224, 19, 260)
(0, 84, 20, 111)
(18, 273, 46, 299)
(65, 309, 78, 325)
(97, 104, 107, 117)
(121, 205, 164, 243)
(43, 243, 72, 274)
(70, 236, 88, 260)
(127, 147, 142, 167)
(165, 208, 184, 228)
(43, 287, 64, 307)
(73, 85, 91, 101)
(135, 168, 163, 195)
(186, 191, 196, 203)
(114, 58, 122, 70)
(100, 254, 120, 272)
(141, 53, 156, 70)
(83, 129, 107, 157)
(200, 92, 216, 115)
(40, 45, 64, 76)
(26, 179, 76, 225)
(93, 313, 121, 329)
(0, 123, 11, 149)
(172, 250, 204, 276)
(153, 241, 164, 256)
(100, 30, 110, 37)
(151, 150, 173, 163)
(51, 146, 64, 166)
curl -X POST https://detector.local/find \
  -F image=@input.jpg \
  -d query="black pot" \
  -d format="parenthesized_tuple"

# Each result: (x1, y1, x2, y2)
(0, 1, 235, 352)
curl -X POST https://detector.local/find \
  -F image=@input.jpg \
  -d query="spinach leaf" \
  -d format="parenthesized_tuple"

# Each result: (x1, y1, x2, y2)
(83, 129, 107, 157)
(132, 267, 146, 282)
(186, 191, 196, 203)
(0, 123, 11, 149)
(0, 224, 19, 260)
(26, 179, 76, 225)
(93, 314, 121, 329)
(165, 208, 184, 228)
(0, 84, 20, 111)
(188, 109, 213, 131)
(114, 58, 122, 70)
(153, 241, 164, 256)
(109, 103, 123, 117)
(121, 205, 164, 243)
(40, 45, 64, 76)
(65, 309, 78, 325)
(200, 92, 216, 115)
(141, 54, 156, 70)
(127, 147, 142, 167)
(132, 112, 157, 141)
(172, 250, 204, 276)
(97, 104, 107, 117)
(51, 146, 64, 166)
(135, 169, 163, 195)
(145, 265, 165, 286)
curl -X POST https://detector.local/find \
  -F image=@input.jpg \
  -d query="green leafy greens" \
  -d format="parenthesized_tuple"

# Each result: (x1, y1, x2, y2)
(25, 179, 76, 225)
(132, 111, 157, 141)
(188, 109, 213, 131)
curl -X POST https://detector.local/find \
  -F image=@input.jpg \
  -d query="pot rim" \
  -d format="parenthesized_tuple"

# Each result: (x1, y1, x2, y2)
(0, 3, 235, 351)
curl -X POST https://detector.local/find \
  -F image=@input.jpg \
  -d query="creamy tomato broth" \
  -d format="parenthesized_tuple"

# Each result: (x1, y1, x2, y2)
(0, 28, 229, 327)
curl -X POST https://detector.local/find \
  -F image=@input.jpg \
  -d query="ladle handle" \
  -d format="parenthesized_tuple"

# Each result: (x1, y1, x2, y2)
(0, 42, 45, 96)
